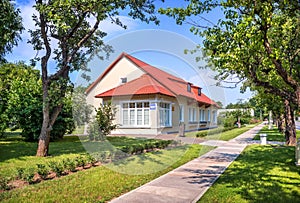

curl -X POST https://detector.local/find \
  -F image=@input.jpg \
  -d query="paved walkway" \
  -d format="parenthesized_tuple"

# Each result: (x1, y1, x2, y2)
(110, 123, 265, 203)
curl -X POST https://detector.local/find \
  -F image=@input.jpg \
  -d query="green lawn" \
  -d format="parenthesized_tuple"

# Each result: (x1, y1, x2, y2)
(253, 125, 300, 142)
(199, 144, 300, 203)
(71, 125, 85, 134)
(0, 133, 214, 202)
(186, 124, 257, 141)
(0, 135, 173, 177)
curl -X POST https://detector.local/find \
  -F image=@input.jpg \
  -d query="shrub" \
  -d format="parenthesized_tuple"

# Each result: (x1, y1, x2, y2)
(85, 154, 97, 165)
(48, 161, 64, 177)
(36, 163, 49, 179)
(16, 167, 25, 179)
(75, 155, 87, 167)
(62, 158, 76, 172)
(22, 167, 35, 184)
(0, 176, 10, 190)
(88, 102, 117, 141)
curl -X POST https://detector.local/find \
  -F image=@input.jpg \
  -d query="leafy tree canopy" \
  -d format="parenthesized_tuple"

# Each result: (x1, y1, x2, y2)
(160, 0, 300, 107)
(0, 62, 75, 141)
(0, 0, 23, 62)
(30, 0, 163, 156)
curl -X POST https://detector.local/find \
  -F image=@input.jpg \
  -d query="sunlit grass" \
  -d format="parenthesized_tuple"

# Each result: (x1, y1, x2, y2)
(199, 145, 300, 203)
(253, 125, 300, 142)
(186, 124, 257, 141)
(0, 145, 213, 202)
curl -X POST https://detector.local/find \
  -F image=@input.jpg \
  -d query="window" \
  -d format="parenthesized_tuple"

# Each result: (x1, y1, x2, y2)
(122, 102, 150, 126)
(207, 110, 211, 121)
(212, 110, 217, 123)
(179, 105, 184, 122)
(189, 107, 196, 122)
(121, 77, 127, 83)
(159, 102, 171, 127)
(199, 109, 205, 121)
(198, 88, 201, 96)
(187, 83, 191, 92)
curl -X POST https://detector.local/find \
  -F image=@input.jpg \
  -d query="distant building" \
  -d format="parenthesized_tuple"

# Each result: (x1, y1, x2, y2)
(217, 108, 255, 117)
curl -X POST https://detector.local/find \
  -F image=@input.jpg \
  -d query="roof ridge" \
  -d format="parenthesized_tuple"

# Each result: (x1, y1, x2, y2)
(124, 54, 186, 83)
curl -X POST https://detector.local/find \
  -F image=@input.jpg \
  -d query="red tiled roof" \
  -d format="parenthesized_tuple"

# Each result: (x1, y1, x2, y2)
(95, 74, 175, 98)
(191, 86, 216, 106)
(89, 52, 217, 107)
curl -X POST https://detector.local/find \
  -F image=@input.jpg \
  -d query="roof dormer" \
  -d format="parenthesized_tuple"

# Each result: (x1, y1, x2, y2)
(198, 87, 202, 96)
(187, 83, 191, 92)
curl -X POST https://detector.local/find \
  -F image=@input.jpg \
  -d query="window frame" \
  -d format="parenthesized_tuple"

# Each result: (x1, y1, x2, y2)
(121, 101, 150, 127)
(159, 102, 172, 127)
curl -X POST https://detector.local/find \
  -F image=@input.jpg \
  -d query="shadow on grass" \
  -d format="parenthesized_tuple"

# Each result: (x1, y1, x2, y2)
(106, 145, 195, 175)
(200, 145, 300, 203)
(253, 126, 286, 142)
(0, 135, 87, 162)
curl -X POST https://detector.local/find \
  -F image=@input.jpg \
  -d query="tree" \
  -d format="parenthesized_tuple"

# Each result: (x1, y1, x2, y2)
(88, 102, 117, 141)
(0, 0, 23, 62)
(72, 86, 93, 127)
(160, 0, 300, 145)
(0, 62, 37, 136)
(29, 0, 162, 156)
(215, 101, 223, 108)
(0, 62, 75, 141)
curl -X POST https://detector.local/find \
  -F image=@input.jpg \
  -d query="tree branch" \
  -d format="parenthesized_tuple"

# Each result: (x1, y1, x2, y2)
(66, 12, 88, 39)
(68, 17, 100, 63)
(262, 24, 298, 90)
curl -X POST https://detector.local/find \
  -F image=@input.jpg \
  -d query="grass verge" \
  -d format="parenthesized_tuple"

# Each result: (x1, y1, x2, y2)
(186, 124, 257, 141)
(0, 144, 213, 202)
(253, 125, 300, 142)
(199, 144, 300, 203)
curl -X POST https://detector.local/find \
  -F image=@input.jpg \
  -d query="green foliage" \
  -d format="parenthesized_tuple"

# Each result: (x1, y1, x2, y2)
(36, 164, 49, 179)
(0, 63, 75, 141)
(29, 0, 162, 156)
(48, 161, 64, 177)
(75, 155, 87, 167)
(89, 102, 117, 141)
(72, 86, 93, 127)
(218, 110, 252, 128)
(0, 176, 10, 190)
(22, 167, 35, 184)
(160, 0, 300, 108)
(0, 144, 213, 202)
(15, 167, 25, 180)
(62, 158, 76, 172)
(0, 0, 23, 62)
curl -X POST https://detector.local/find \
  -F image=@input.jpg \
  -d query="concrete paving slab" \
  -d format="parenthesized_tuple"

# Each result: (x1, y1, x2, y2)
(109, 123, 265, 203)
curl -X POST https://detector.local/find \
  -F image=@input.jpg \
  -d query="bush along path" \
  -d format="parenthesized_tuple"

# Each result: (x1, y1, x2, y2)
(109, 123, 265, 203)
(0, 139, 174, 192)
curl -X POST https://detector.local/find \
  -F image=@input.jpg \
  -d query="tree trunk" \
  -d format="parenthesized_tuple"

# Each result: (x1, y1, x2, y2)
(284, 99, 296, 146)
(36, 69, 51, 156)
(36, 127, 51, 156)
(277, 114, 284, 133)
(296, 87, 300, 108)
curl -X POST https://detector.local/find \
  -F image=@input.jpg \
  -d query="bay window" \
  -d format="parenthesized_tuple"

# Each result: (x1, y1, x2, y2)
(122, 102, 150, 126)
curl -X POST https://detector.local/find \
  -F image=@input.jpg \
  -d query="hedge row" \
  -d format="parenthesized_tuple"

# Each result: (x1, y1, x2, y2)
(196, 126, 237, 137)
(120, 140, 172, 154)
(0, 154, 97, 190)
(0, 139, 174, 191)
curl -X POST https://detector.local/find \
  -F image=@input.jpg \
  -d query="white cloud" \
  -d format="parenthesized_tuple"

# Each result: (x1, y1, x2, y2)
(99, 16, 139, 33)
(7, 1, 139, 63)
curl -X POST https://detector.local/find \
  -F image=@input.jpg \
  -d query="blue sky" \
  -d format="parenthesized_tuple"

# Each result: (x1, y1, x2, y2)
(7, 0, 253, 106)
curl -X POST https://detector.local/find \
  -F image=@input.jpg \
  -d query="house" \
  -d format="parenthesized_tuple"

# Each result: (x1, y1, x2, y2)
(85, 52, 218, 135)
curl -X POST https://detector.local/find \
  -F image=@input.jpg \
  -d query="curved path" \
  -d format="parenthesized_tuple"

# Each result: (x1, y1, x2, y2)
(110, 123, 265, 203)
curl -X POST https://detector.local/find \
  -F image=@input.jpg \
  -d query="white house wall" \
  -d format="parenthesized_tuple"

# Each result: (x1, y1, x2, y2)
(86, 57, 145, 109)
